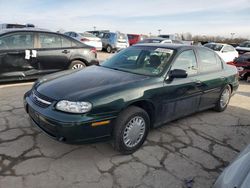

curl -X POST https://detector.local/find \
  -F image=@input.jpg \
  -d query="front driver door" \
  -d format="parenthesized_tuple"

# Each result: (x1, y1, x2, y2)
(157, 49, 202, 125)
(0, 32, 35, 80)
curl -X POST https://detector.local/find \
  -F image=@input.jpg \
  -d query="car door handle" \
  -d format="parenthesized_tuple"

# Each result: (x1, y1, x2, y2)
(220, 76, 226, 80)
(62, 50, 70, 54)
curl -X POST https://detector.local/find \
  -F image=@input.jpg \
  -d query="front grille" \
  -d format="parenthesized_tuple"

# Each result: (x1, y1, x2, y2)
(30, 90, 54, 108)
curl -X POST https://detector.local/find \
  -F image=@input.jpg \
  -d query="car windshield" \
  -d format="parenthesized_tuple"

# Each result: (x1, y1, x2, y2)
(101, 46, 174, 76)
(204, 43, 223, 51)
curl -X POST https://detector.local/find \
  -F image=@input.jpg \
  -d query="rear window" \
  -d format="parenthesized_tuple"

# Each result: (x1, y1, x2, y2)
(204, 43, 223, 51)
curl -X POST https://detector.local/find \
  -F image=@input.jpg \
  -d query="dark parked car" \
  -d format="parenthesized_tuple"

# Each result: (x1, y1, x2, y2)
(24, 44, 239, 154)
(0, 28, 97, 83)
(227, 52, 250, 80)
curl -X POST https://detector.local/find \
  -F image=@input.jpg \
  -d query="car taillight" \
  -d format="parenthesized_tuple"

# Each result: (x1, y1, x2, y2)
(227, 61, 235, 66)
(90, 47, 97, 53)
(81, 38, 90, 42)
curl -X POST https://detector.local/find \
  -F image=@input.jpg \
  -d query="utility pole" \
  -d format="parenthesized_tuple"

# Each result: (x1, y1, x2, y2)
(93, 26, 96, 31)
(158, 29, 161, 35)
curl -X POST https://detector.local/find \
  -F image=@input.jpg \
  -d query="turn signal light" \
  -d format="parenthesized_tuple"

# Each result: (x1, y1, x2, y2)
(91, 120, 110, 127)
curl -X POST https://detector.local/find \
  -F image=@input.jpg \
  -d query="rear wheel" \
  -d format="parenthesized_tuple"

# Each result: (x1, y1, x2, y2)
(69, 60, 86, 70)
(113, 106, 150, 154)
(214, 85, 231, 112)
(106, 45, 112, 53)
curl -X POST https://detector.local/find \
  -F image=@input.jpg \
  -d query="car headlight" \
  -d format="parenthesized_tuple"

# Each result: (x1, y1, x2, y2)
(56, 100, 92, 114)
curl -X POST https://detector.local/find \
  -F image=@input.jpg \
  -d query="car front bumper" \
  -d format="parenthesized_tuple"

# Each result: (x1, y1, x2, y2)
(24, 91, 117, 144)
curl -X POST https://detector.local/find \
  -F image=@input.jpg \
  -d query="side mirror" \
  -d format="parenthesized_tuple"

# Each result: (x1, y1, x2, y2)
(169, 69, 187, 80)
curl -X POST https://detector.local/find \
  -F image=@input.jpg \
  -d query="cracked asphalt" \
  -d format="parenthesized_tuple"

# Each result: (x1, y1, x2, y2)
(0, 75, 250, 187)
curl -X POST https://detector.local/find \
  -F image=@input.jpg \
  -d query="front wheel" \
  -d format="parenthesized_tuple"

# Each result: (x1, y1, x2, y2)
(214, 85, 231, 112)
(113, 106, 150, 154)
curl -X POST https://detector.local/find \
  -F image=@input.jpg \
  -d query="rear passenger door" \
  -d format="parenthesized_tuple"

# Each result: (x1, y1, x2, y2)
(196, 48, 225, 110)
(35, 32, 72, 73)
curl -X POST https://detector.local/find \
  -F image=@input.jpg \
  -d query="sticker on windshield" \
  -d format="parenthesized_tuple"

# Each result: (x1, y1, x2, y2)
(155, 48, 173, 53)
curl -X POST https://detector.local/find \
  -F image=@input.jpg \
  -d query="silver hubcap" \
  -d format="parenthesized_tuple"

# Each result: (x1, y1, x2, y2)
(220, 88, 230, 108)
(72, 64, 84, 69)
(123, 116, 146, 148)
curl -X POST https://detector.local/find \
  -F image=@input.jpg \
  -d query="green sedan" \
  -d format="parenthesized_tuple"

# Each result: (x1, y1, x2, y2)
(24, 44, 239, 154)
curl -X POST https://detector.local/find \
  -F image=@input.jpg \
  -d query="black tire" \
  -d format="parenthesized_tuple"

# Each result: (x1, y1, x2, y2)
(113, 106, 150, 154)
(214, 85, 231, 112)
(69, 60, 86, 70)
(106, 45, 112, 53)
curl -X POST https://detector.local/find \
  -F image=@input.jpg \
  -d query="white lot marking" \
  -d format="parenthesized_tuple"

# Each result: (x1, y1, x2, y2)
(0, 82, 33, 89)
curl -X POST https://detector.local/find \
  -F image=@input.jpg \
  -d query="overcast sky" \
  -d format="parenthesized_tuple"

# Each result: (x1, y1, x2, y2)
(0, 0, 250, 38)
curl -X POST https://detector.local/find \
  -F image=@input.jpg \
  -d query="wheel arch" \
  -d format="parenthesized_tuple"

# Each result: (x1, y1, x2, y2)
(70, 58, 89, 66)
(126, 100, 156, 128)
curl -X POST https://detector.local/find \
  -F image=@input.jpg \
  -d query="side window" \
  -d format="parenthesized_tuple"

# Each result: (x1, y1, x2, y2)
(198, 48, 222, 73)
(61, 37, 72, 47)
(39, 33, 62, 48)
(71, 32, 77, 37)
(171, 50, 198, 76)
(0, 32, 34, 50)
(64, 32, 70, 36)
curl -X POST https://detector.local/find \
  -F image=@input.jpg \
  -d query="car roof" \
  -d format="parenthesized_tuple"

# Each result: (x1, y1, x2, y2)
(0, 28, 74, 39)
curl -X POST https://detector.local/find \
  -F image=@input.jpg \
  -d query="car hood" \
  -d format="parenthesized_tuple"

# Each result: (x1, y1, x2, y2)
(213, 144, 250, 188)
(35, 65, 148, 101)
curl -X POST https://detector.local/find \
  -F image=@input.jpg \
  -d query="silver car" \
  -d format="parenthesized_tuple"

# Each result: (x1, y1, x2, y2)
(213, 144, 250, 188)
